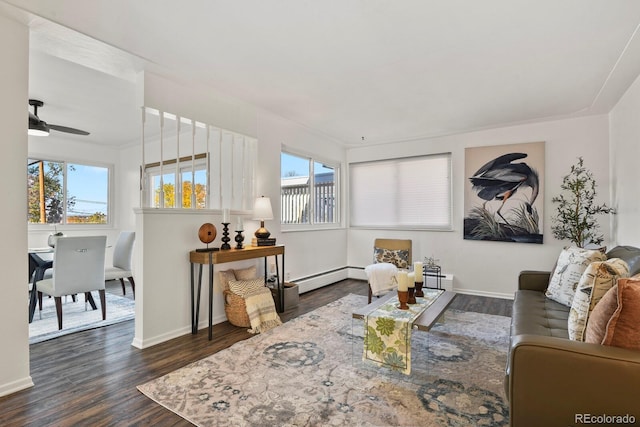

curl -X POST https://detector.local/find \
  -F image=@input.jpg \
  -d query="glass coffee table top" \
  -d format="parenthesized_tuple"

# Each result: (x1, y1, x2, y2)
(352, 289, 457, 332)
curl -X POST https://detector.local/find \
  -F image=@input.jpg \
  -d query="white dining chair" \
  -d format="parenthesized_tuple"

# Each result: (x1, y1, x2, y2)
(105, 231, 136, 297)
(35, 236, 107, 330)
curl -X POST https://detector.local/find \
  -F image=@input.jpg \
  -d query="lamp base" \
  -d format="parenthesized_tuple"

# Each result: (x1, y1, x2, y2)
(254, 220, 271, 239)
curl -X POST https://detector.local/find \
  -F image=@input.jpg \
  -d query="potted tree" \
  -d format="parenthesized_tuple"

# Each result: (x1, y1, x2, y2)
(551, 157, 615, 248)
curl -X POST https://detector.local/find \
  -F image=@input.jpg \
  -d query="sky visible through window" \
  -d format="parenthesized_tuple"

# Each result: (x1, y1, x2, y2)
(67, 164, 108, 216)
(281, 152, 333, 177)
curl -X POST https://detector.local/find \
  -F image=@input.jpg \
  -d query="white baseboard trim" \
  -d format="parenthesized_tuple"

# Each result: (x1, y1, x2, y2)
(0, 376, 34, 397)
(132, 313, 230, 349)
(294, 268, 349, 294)
(348, 267, 513, 300)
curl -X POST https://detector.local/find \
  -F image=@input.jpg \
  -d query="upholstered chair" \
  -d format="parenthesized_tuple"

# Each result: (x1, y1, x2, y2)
(105, 231, 136, 297)
(36, 236, 107, 330)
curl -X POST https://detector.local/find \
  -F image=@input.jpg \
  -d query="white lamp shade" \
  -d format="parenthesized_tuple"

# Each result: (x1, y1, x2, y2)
(253, 196, 273, 220)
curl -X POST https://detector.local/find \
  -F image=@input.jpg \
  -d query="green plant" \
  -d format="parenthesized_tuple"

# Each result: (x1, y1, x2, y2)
(551, 157, 615, 248)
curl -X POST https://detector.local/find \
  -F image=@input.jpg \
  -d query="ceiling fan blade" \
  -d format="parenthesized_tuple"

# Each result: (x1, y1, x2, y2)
(48, 124, 90, 135)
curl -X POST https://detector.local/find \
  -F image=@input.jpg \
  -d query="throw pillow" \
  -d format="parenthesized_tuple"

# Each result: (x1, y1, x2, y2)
(374, 248, 410, 269)
(229, 278, 266, 298)
(545, 247, 607, 307)
(234, 266, 258, 281)
(219, 269, 237, 291)
(602, 278, 640, 350)
(568, 258, 629, 341)
(584, 285, 619, 344)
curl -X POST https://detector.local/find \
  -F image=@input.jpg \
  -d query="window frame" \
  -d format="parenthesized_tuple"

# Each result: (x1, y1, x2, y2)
(280, 148, 342, 230)
(27, 156, 113, 230)
(144, 153, 209, 209)
(348, 153, 453, 231)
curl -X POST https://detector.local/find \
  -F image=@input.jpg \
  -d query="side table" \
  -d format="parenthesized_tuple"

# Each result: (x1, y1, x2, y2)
(189, 245, 285, 340)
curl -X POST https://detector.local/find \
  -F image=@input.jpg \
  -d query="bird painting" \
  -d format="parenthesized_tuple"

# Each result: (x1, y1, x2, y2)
(464, 146, 543, 244)
(469, 152, 539, 224)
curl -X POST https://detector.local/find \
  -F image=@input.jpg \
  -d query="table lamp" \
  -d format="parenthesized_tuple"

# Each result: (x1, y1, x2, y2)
(253, 196, 273, 238)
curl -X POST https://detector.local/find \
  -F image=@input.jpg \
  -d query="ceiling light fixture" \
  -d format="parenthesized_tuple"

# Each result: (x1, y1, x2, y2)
(28, 121, 49, 136)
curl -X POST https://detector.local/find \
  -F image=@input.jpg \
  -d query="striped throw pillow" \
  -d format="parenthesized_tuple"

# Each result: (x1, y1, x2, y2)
(229, 278, 265, 298)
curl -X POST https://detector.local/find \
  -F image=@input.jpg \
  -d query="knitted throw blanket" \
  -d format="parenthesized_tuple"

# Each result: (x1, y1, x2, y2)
(244, 287, 282, 334)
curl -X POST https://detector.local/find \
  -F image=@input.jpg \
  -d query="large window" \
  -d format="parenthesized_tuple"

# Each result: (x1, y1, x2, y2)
(281, 151, 339, 225)
(349, 153, 452, 229)
(28, 159, 110, 225)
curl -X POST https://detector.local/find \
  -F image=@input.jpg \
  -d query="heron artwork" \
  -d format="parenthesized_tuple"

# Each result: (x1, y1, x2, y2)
(469, 152, 539, 225)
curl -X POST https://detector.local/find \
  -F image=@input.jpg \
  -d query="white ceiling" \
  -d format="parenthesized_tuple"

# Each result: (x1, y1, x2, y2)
(11, 1, 640, 147)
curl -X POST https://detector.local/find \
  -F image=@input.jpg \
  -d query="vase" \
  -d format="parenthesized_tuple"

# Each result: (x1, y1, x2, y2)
(48, 233, 64, 248)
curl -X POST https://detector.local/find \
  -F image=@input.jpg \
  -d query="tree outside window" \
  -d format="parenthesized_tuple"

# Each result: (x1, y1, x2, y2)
(27, 159, 109, 225)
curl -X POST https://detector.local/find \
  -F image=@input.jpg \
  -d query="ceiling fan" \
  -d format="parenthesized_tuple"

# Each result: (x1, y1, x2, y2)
(28, 99, 90, 136)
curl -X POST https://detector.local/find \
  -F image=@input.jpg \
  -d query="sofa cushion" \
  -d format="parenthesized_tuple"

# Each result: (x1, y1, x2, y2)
(511, 290, 569, 338)
(568, 258, 629, 341)
(584, 284, 619, 344)
(545, 247, 607, 307)
(606, 246, 640, 276)
(602, 278, 640, 350)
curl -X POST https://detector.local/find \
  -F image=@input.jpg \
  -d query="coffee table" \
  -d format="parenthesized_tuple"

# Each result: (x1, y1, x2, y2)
(352, 289, 457, 332)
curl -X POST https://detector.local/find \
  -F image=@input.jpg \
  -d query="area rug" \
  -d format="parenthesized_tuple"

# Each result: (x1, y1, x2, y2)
(29, 292, 135, 344)
(138, 294, 510, 426)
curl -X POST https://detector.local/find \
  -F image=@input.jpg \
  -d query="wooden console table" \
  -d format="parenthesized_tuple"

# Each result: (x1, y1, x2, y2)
(189, 245, 285, 340)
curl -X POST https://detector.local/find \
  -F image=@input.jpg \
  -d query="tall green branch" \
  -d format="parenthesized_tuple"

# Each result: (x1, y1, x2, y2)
(551, 157, 615, 248)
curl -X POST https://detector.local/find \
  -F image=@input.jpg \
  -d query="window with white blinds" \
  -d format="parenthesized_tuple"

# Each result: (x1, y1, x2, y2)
(349, 153, 452, 229)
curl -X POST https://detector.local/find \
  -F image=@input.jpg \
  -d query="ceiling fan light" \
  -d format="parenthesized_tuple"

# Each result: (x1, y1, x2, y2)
(28, 124, 49, 136)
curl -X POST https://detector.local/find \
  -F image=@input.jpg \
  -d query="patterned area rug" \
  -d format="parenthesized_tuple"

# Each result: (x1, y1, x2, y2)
(29, 292, 135, 344)
(138, 294, 510, 426)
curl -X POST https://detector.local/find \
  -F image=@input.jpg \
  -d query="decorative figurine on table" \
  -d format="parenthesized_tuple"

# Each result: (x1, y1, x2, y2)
(234, 216, 244, 249)
(221, 208, 231, 250)
(196, 223, 218, 252)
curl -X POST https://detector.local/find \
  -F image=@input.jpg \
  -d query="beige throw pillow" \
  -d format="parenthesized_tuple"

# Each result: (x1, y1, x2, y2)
(218, 269, 237, 291)
(234, 266, 258, 281)
(545, 247, 607, 307)
(568, 258, 629, 341)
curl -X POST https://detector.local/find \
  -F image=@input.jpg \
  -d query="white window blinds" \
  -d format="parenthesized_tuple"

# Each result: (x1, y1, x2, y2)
(349, 153, 452, 229)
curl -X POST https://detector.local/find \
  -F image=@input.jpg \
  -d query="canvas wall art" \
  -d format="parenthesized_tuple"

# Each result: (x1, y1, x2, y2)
(464, 141, 544, 244)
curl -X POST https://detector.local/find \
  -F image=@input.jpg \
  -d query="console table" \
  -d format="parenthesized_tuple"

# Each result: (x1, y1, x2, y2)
(189, 245, 285, 340)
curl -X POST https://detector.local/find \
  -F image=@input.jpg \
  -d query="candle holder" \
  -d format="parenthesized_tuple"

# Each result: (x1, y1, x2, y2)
(397, 290, 409, 310)
(415, 280, 424, 297)
(408, 287, 417, 304)
(234, 230, 244, 249)
(221, 223, 231, 250)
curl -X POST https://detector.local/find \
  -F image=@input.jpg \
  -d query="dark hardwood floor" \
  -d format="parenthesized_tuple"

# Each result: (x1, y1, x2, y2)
(1, 279, 511, 426)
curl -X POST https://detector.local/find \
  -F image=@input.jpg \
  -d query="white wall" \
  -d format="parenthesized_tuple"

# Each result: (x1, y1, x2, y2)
(610, 73, 640, 247)
(347, 115, 612, 298)
(256, 111, 348, 291)
(0, 11, 32, 397)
